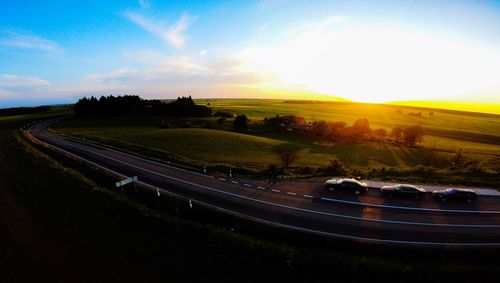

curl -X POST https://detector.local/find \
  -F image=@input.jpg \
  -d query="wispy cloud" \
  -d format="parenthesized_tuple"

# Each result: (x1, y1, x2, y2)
(257, 22, 272, 32)
(0, 73, 52, 103)
(0, 74, 51, 89)
(124, 11, 196, 49)
(81, 49, 270, 98)
(0, 31, 63, 54)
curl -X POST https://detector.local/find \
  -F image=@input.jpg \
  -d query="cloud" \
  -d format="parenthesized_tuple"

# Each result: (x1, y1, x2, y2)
(0, 74, 51, 90)
(79, 49, 271, 100)
(257, 22, 272, 32)
(0, 74, 55, 106)
(0, 31, 63, 54)
(238, 20, 500, 103)
(139, 0, 150, 9)
(124, 11, 195, 48)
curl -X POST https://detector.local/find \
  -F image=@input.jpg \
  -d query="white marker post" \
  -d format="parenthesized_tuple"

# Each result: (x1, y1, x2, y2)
(204, 166, 206, 174)
(189, 200, 193, 208)
(156, 188, 160, 197)
(229, 169, 232, 178)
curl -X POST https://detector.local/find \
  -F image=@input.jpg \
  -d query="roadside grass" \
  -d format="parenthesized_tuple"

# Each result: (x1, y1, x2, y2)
(3, 110, 500, 282)
(51, 99, 500, 188)
(52, 113, 496, 174)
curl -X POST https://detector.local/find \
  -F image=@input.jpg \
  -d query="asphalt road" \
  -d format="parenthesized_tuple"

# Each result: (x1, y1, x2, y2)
(27, 120, 500, 246)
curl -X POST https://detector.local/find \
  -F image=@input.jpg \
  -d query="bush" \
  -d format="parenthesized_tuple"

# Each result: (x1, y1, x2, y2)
(233, 115, 249, 131)
(158, 120, 173, 129)
(204, 122, 214, 129)
(324, 158, 347, 176)
(217, 117, 226, 126)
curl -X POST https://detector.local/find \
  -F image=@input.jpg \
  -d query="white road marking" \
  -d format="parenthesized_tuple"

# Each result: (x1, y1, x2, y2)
(57, 128, 500, 214)
(287, 192, 297, 196)
(58, 131, 214, 179)
(244, 183, 252, 187)
(318, 197, 500, 214)
(231, 181, 239, 184)
(304, 195, 314, 199)
(271, 189, 281, 193)
(137, 181, 500, 246)
(257, 186, 266, 190)
(31, 127, 500, 228)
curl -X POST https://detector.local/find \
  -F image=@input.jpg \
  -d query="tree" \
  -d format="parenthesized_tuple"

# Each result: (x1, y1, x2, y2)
(372, 128, 387, 138)
(325, 121, 347, 142)
(352, 118, 371, 136)
(233, 115, 249, 131)
(275, 148, 300, 170)
(217, 117, 226, 126)
(325, 158, 347, 176)
(391, 127, 403, 140)
(311, 120, 329, 143)
(452, 148, 463, 168)
(403, 125, 424, 145)
(265, 164, 281, 182)
(265, 114, 286, 131)
(158, 119, 172, 129)
(73, 95, 212, 117)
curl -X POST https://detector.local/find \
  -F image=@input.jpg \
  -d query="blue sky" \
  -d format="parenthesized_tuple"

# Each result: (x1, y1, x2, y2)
(1, 0, 500, 110)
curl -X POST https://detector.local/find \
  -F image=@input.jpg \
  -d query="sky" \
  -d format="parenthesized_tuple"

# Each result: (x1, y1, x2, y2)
(1, 0, 500, 113)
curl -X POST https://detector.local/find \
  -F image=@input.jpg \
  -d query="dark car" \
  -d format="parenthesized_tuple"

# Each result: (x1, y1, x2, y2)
(324, 178, 368, 194)
(432, 188, 478, 202)
(380, 184, 426, 198)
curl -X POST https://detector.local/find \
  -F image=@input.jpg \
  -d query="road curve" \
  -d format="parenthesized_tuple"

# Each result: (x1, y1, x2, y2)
(26, 119, 500, 246)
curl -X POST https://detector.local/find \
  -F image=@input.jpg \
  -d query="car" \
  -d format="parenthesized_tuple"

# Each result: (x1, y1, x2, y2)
(324, 178, 368, 194)
(432, 188, 478, 202)
(380, 184, 426, 198)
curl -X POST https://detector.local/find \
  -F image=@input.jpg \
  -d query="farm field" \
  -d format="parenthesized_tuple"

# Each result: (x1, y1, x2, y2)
(207, 99, 500, 152)
(52, 99, 500, 175)
(3, 105, 500, 282)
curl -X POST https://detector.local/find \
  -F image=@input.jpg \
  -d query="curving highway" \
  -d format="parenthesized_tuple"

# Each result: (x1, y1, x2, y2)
(27, 119, 500, 246)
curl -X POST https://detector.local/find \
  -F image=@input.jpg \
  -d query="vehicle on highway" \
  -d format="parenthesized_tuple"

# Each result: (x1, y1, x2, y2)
(324, 178, 368, 194)
(432, 188, 478, 202)
(380, 184, 426, 198)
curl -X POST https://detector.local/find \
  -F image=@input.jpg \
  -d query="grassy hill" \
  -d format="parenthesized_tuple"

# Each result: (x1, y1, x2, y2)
(206, 99, 500, 154)
(52, 117, 449, 171)
(52, 99, 500, 172)
(2, 106, 500, 282)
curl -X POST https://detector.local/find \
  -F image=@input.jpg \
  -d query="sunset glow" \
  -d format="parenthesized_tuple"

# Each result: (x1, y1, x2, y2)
(1, 1, 500, 112)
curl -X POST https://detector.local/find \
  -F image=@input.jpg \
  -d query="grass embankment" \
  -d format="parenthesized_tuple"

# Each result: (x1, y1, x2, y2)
(3, 109, 500, 282)
(52, 100, 500, 187)
(52, 116, 448, 170)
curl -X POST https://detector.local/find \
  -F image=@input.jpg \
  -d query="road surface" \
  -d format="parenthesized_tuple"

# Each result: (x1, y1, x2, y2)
(26, 119, 500, 246)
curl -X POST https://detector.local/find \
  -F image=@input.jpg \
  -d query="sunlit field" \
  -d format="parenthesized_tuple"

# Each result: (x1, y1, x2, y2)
(52, 100, 500, 175)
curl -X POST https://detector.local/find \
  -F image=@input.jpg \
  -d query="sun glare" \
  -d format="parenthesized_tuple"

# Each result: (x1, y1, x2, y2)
(242, 27, 500, 104)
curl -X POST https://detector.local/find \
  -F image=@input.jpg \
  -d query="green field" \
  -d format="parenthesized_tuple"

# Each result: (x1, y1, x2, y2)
(5, 107, 500, 282)
(52, 100, 500, 177)
(53, 117, 448, 170)
(206, 99, 500, 152)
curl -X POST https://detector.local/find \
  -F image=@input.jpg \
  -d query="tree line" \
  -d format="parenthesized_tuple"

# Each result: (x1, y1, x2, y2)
(74, 95, 211, 117)
(0, 106, 50, 117)
(264, 115, 425, 146)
